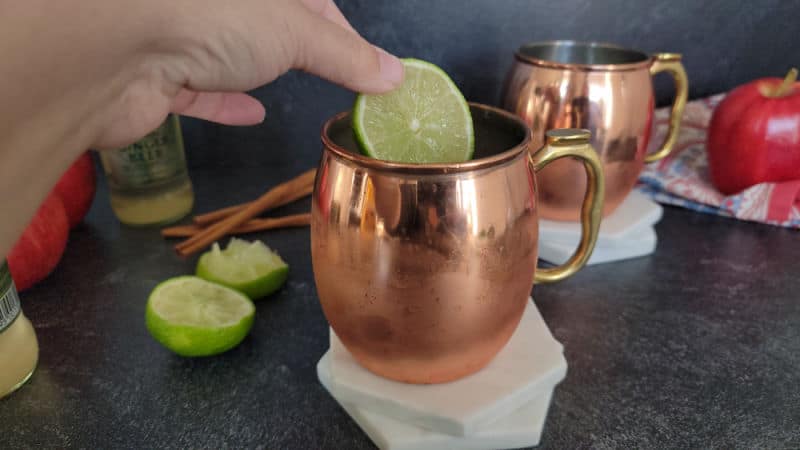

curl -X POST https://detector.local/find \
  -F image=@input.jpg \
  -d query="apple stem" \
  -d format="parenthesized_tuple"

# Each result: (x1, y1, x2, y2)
(771, 68, 798, 97)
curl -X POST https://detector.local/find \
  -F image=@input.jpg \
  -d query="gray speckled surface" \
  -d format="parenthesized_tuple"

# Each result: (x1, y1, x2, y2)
(4, 2, 800, 446)
(3, 165, 800, 449)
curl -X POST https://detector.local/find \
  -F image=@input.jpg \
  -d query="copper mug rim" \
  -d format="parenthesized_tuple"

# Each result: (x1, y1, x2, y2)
(514, 40, 661, 72)
(320, 102, 532, 174)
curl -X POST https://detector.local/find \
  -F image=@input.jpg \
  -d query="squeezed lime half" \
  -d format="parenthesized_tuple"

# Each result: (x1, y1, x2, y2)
(145, 276, 255, 357)
(196, 238, 289, 300)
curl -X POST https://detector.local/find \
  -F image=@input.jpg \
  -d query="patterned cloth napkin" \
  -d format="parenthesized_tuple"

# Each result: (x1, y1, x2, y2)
(637, 94, 800, 228)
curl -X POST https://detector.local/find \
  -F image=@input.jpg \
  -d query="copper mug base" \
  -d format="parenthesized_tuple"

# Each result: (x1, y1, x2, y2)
(502, 41, 688, 221)
(311, 104, 605, 384)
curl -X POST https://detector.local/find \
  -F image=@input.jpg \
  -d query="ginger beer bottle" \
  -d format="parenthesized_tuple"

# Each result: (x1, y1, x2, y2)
(99, 114, 194, 226)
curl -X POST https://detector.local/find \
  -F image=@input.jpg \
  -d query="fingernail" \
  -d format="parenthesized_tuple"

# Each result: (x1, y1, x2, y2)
(376, 47, 404, 87)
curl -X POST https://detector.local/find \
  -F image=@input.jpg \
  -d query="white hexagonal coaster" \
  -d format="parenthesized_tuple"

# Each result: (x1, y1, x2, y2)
(538, 189, 662, 265)
(323, 298, 566, 436)
(539, 226, 657, 266)
(318, 352, 554, 450)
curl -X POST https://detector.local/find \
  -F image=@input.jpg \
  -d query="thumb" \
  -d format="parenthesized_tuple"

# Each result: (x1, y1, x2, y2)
(290, 7, 404, 94)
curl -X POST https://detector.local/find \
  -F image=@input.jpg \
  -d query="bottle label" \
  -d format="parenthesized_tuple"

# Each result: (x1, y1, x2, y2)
(103, 115, 188, 189)
(0, 263, 21, 333)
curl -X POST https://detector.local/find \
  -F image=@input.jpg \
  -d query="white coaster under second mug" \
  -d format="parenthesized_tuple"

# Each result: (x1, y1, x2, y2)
(538, 189, 662, 265)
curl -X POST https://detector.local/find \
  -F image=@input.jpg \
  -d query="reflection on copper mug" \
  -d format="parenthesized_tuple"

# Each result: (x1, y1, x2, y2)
(502, 41, 688, 221)
(311, 104, 605, 384)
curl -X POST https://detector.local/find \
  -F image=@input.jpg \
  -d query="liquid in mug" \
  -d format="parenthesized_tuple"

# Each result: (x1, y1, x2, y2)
(0, 262, 39, 398)
(99, 114, 194, 226)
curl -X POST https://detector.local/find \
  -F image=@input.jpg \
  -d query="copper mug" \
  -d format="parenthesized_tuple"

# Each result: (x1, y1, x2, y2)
(501, 40, 688, 220)
(311, 104, 605, 384)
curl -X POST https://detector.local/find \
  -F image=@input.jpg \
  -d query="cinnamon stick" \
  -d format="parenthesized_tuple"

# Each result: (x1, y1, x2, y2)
(162, 213, 311, 238)
(193, 203, 247, 226)
(193, 181, 313, 226)
(174, 169, 316, 257)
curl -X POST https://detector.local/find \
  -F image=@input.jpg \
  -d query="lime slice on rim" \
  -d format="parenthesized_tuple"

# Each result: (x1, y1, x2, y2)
(145, 276, 255, 357)
(196, 238, 288, 300)
(352, 58, 474, 163)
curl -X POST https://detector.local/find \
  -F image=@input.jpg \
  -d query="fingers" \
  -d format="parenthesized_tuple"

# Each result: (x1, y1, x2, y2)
(163, 0, 402, 128)
(171, 89, 266, 125)
(290, 7, 404, 94)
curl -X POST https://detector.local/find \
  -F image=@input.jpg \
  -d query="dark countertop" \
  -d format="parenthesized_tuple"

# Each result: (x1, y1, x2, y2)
(3, 165, 799, 449)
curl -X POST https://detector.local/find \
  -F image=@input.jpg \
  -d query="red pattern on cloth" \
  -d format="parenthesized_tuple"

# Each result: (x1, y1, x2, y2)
(637, 94, 800, 228)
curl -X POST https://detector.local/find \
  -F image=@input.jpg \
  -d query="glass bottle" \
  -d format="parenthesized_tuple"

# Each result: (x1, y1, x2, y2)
(0, 261, 39, 398)
(99, 114, 195, 226)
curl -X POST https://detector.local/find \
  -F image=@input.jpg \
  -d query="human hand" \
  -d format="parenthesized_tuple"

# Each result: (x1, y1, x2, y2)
(95, 0, 404, 149)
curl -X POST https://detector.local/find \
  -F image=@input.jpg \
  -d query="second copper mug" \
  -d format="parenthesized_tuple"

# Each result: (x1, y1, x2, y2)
(311, 104, 605, 384)
(502, 40, 688, 221)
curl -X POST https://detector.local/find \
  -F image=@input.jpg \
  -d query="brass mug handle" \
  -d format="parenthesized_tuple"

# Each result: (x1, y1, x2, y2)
(645, 53, 689, 163)
(530, 129, 605, 283)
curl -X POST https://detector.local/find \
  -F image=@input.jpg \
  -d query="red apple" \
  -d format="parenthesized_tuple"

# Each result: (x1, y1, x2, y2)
(707, 68, 800, 195)
(7, 191, 70, 291)
(53, 151, 97, 228)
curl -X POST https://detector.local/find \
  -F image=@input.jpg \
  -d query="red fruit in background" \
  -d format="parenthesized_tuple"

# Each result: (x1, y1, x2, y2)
(7, 191, 70, 291)
(707, 68, 800, 195)
(53, 151, 97, 228)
